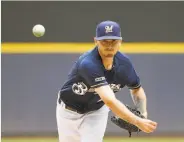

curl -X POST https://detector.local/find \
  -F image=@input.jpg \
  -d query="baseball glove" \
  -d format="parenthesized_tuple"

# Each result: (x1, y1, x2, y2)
(111, 105, 145, 137)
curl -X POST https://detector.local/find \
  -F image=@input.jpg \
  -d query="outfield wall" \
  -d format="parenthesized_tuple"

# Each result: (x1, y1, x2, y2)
(2, 43, 184, 136)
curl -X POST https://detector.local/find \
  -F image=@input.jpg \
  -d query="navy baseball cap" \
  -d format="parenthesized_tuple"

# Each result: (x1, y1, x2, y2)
(95, 21, 122, 40)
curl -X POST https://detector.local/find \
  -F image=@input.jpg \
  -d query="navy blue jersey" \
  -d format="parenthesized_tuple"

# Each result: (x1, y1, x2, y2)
(59, 47, 141, 113)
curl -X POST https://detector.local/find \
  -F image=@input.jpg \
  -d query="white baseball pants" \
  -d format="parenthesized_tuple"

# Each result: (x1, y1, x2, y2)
(56, 99, 109, 142)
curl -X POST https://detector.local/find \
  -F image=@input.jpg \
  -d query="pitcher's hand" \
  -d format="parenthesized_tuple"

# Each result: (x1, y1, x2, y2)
(136, 118, 157, 133)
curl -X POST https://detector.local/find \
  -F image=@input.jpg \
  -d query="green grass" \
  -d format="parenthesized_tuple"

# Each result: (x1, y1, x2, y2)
(2, 137, 184, 142)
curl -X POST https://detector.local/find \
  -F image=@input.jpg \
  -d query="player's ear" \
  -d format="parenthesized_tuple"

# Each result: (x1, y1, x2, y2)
(94, 37, 98, 45)
(119, 40, 123, 46)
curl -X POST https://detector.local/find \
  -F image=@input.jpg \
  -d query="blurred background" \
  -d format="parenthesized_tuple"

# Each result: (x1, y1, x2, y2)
(1, 1, 184, 142)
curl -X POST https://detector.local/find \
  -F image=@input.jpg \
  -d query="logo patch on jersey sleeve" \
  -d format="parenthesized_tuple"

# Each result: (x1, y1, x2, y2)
(72, 82, 88, 95)
(95, 77, 106, 82)
(109, 84, 121, 92)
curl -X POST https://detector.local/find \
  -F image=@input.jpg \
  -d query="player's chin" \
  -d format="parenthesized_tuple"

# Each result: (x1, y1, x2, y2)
(105, 54, 114, 58)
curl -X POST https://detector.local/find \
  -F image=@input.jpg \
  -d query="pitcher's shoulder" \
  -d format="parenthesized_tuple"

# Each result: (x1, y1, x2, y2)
(79, 56, 101, 72)
(115, 51, 131, 64)
(78, 48, 100, 66)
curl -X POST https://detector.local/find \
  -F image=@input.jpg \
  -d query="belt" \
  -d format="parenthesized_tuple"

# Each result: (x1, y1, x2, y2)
(65, 105, 78, 113)
(58, 92, 84, 114)
(65, 105, 85, 114)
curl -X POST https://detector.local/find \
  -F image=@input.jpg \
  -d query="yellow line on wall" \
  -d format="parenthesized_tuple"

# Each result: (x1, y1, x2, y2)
(1, 42, 184, 54)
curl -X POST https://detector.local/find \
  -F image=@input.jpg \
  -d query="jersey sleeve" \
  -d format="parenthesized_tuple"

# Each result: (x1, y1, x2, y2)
(78, 59, 108, 88)
(119, 59, 141, 89)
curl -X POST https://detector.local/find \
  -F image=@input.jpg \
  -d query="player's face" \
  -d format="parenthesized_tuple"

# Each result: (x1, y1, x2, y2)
(95, 39, 122, 58)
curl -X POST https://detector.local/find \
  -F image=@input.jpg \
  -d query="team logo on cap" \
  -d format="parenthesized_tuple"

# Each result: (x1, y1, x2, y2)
(105, 25, 113, 33)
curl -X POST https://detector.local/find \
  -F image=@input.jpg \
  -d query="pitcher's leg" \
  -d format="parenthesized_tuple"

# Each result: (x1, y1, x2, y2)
(56, 102, 81, 142)
(79, 105, 109, 142)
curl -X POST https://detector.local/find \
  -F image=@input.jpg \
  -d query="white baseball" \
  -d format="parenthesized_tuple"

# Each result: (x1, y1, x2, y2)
(32, 24, 45, 37)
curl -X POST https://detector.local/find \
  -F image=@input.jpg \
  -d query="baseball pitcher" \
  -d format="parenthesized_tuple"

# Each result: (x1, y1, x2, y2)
(56, 20, 157, 142)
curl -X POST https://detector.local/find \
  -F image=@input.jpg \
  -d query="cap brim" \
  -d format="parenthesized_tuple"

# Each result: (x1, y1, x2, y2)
(95, 36, 122, 41)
